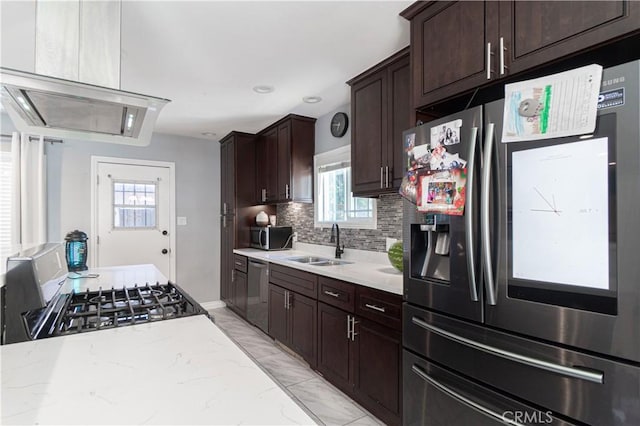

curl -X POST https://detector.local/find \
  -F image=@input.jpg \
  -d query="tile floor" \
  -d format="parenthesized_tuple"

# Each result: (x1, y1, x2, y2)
(208, 307, 386, 426)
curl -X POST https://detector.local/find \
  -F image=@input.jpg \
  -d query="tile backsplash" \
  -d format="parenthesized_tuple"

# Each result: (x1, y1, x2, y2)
(277, 193, 403, 252)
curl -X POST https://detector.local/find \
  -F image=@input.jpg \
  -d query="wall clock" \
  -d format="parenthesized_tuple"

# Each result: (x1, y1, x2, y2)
(330, 112, 349, 137)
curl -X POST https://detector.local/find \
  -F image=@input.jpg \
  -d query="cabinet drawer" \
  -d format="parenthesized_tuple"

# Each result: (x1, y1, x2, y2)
(269, 264, 317, 299)
(318, 276, 356, 312)
(356, 286, 402, 330)
(233, 255, 247, 273)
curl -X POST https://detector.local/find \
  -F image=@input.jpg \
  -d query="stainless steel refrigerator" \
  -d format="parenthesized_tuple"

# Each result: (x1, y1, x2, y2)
(402, 60, 640, 426)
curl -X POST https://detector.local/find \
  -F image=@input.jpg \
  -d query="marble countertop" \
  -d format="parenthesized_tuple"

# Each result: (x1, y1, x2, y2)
(233, 244, 403, 295)
(1, 315, 317, 425)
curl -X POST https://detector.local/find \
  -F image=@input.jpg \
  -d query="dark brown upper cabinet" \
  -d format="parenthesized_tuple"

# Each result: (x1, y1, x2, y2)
(256, 114, 316, 204)
(347, 48, 412, 197)
(401, 1, 640, 109)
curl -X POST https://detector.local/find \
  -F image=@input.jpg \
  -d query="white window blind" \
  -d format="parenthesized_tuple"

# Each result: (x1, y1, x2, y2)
(0, 148, 12, 249)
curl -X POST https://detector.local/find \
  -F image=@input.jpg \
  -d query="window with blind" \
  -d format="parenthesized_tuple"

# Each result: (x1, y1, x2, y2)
(314, 146, 376, 229)
(0, 146, 12, 249)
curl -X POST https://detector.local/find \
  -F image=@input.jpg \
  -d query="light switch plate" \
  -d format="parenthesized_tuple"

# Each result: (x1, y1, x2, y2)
(386, 237, 398, 251)
(177, 217, 187, 226)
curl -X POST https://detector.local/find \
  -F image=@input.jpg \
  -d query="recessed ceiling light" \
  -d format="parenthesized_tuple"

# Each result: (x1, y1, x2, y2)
(303, 96, 322, 104)
(253, 85, 274, 94)
(201, 132, 217, 137)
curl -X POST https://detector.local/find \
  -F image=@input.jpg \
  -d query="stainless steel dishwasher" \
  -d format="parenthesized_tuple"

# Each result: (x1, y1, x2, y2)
(247, 259, 269, 333)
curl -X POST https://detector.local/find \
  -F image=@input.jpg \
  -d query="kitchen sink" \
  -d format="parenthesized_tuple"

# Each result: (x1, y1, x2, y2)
(286, 256, 353, 266)
(286, 256, 327, 263)
(311, 260, 353, 266)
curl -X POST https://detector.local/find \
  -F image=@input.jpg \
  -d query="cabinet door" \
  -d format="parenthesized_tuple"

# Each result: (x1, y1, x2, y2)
(277, 121, 292, 201)
(220, 215, 234, 304)
(289, 291, 317, 368)
(410, 1, 499, 108)
(387, 55, 411, 190)
(351, 69, 387, 196)
(234, 270, 248, 317)
(262, 128, 278, 203)
(268, 284, 288, 343)
(255, 136, 267, 203)
(501, 1, 640, 75)
(317, 302, 352, 393)
(353, 318, 402, 425)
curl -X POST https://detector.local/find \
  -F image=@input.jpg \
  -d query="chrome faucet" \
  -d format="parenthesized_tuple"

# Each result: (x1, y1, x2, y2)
(330, 223, 344, 259)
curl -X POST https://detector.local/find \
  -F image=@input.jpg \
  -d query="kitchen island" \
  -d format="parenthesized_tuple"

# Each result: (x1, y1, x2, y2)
(1, 264, 317, 425)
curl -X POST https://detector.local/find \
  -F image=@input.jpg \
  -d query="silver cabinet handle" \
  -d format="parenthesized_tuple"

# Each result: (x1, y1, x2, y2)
(411, 317, 604, 384)
(231, 269, 235, 282)
(486, 42, 493, 79)
(411, 364, 526, 426)
(324, 290, 340, 298)
(365, 303, 385, 313)
(380, 166, 384, 189)
(385, 166, 389, 188)
(351, 317, 359, 341)
(284, 290, 288, 310)
(261, 188, 266, 202)
(465, 127, 479, 302)
(222, 215, 227, 228)
(235, 261, 243, 267)
(481, 123, 497, 305)
(499, 37, 507, 75)
(223, 202, 227, 214)
(346, 314, 352, 339)
(285, 183, 290, 199)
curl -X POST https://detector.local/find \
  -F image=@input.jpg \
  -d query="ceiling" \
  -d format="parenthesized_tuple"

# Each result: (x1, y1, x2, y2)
(117, 1, 412, 142)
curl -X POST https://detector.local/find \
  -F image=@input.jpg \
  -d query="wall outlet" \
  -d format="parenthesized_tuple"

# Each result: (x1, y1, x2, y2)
(177, 217, 187, 226)
(293, 232, 298, 242)
(385, 237, 398, 251)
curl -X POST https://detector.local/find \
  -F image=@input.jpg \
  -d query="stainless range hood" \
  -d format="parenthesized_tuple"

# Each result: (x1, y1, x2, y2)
(0, 67, 170, 146)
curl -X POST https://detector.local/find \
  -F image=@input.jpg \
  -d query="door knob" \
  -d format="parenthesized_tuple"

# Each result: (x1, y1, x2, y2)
(162, 230, 168, 235)
(162, 249, 168, 254)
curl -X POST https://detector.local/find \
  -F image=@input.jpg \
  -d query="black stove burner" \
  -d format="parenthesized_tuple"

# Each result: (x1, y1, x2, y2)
(52, 283, 206, 336)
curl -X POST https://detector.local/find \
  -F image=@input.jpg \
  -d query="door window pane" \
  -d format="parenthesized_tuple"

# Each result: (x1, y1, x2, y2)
(113, 180, 157, 229)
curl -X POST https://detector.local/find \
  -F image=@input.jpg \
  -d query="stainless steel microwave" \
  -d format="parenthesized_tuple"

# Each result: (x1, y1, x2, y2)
(250, 226, 293, 250)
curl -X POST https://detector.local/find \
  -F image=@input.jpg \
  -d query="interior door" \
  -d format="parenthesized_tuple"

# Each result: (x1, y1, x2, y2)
(96, 161, 172, 278)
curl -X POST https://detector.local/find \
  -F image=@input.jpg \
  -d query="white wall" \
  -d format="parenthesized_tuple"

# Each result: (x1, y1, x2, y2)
(1, 113, 222, 304)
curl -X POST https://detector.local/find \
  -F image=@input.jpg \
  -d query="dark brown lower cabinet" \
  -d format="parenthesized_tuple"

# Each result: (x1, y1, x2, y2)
(231, 270, 248, 318)
(353, 318, 401, 425)
(268, 283, 317, 368)
(317, 302, 401, 425)
(317, 302, 353, 392)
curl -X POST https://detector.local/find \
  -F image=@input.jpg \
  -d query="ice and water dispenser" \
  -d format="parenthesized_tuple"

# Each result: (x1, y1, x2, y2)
(410, 214, 451, 283)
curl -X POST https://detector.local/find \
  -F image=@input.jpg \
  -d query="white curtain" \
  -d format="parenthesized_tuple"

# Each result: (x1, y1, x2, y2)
(10, 132, 47, 246)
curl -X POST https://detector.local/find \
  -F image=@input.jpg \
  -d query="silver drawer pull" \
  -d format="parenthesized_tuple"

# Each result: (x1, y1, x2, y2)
(411, 316, 604, 384)
(324, 290, 340, 298)
(365, 303, 385, 313)
(235, 262, 243, 266)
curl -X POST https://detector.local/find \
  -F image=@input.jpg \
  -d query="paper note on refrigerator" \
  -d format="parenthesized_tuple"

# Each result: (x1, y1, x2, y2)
(502, 64, 603, 143)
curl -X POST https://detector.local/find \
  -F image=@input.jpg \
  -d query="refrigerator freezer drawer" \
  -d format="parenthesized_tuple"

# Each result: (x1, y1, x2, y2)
(404, 350, 576, 426)
(404, 303, 640, 426)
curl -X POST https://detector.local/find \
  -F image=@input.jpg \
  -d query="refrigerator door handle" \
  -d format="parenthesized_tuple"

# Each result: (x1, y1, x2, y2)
(411, 364, 526, 426)
(481, 123, 498, 305)
(412, 316, 604, 384)
(465, 126, 479, 302)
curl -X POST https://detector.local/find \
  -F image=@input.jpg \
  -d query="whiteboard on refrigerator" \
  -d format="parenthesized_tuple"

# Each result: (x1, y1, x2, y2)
(511, 137, 610, 290)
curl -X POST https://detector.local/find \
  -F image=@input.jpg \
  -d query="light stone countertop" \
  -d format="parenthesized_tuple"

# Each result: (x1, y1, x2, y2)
(233, 243, 403, 295)
(1, 315, 317, 425)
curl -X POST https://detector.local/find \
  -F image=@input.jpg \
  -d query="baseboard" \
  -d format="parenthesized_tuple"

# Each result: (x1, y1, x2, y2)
(200, 300, 226, 310)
